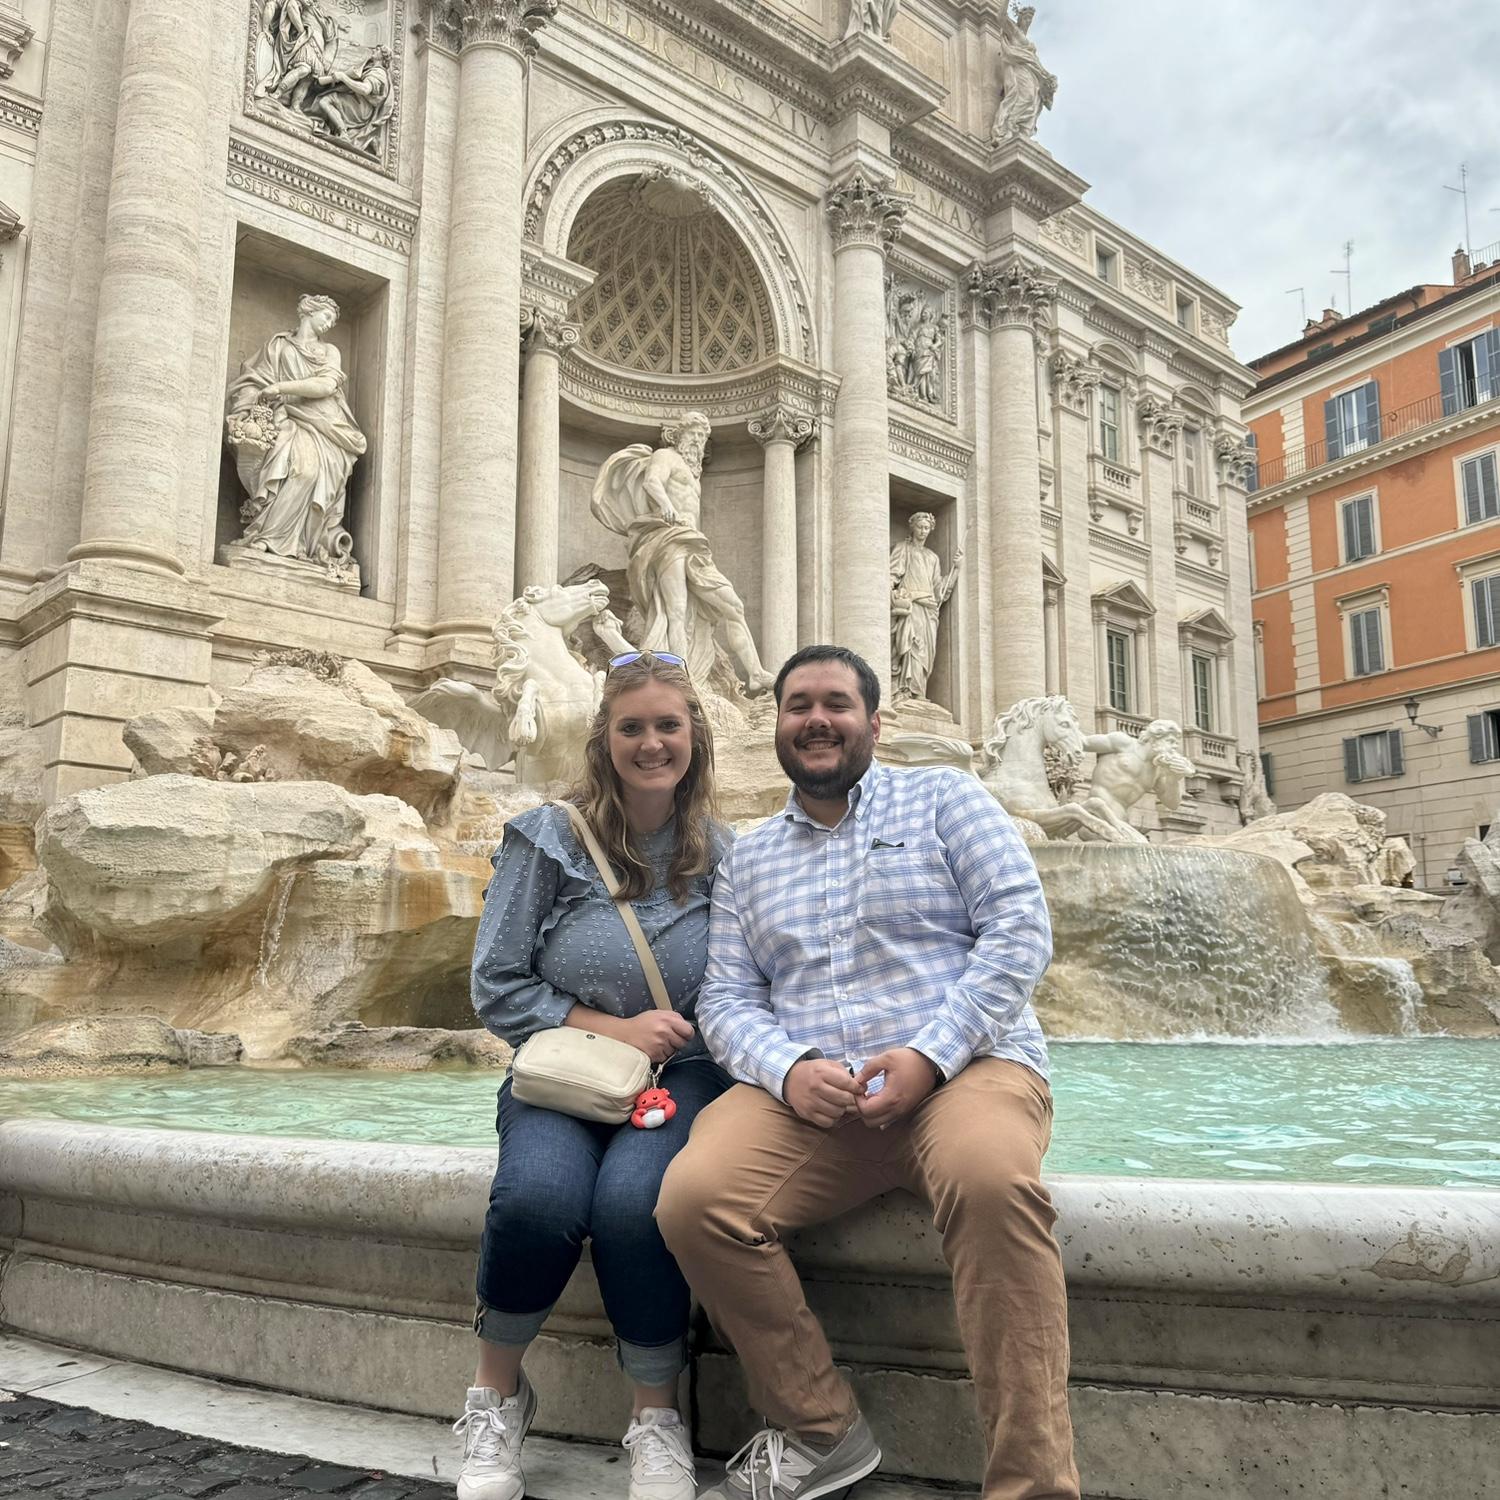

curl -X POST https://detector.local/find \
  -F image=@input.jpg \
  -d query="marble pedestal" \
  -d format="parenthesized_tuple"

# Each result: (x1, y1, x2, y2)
(218, 541, 362, 596)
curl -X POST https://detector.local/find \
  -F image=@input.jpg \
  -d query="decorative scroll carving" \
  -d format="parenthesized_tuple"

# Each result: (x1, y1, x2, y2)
(967, 257, 1057, 334)
(0, 8, 33, 79)
(748, 406, 814, 449)
(1214, 431, 1256, 488)
(885, 275, 949, 409)
(826, 173, 909, 252)
(1138, 394, 1185, 455)
(247, 0, 405, 176)
(1123, 254, 1168, 305)
(520, 306, 579, 355)
(991, 3, 1056, 144)
(1050, 351, 1101, 416)
(1039, 211, 1086, 257)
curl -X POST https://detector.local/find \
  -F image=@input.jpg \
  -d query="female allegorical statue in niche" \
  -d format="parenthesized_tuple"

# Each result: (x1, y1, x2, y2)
(890, 511, 963, 704)
(991, 3, 1057, 143)
(225, 294, 366, 578)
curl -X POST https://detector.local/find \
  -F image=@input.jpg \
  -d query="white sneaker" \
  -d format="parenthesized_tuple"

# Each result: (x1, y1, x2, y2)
(454, 1374, 536, 1500)
(623, 1406, 697, 1500)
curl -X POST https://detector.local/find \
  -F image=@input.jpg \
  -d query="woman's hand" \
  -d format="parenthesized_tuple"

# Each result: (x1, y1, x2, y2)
(618, 1010, 695, 1064)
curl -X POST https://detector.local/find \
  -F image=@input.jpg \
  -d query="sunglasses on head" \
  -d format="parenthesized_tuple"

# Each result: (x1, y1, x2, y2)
(608, 651, 687, 670)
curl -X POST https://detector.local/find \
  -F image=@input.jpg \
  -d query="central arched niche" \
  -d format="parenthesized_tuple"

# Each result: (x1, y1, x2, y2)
(566, 173, 777, 376)
(557, 172, 774, 646)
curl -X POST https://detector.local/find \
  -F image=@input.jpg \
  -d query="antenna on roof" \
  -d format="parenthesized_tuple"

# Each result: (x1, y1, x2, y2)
(1329, 241, 1353, 316)
(1285, 286, 1307, 327)
(1443, 163, 1472, 257)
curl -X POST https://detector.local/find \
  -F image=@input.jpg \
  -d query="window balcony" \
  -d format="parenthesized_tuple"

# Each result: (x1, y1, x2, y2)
(1183, 727, 1236, 771)
(1090, 453, 1138, 496)
(1256, 384, 1500, 490)
(1095, 708, 1148, 737)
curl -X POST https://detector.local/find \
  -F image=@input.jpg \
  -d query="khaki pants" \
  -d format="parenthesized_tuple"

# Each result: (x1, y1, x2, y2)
(656, 1058, 1079, 1500)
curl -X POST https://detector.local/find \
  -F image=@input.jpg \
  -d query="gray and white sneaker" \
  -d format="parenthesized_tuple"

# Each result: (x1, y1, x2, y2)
(701, 1413, 881, 1499)
(454, 1373, 537, 1500)
(623, 1406, 697, 1500)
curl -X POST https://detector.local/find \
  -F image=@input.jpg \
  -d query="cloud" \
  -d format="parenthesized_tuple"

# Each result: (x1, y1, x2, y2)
(1030, 1, 1500, 362)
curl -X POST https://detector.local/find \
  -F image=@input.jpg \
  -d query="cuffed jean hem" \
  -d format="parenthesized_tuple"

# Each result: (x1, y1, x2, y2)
(616, 1334, 688, 1387)
(476, 1304, 686, 1386)
(475, 1302, 551, 1347)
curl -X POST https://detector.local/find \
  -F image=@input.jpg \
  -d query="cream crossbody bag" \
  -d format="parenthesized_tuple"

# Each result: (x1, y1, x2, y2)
(509, 801, 676, 1125)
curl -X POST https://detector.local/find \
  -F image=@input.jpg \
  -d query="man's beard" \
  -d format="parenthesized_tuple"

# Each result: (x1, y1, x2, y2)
(776, 722, 877, 801)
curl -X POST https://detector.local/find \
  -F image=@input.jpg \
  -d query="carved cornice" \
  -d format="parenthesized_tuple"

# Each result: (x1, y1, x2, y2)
(520, 306, 580, 355)
(967, 256, 1057, 334)
(520, 242, 596, 317)
(0, 93, 40, 135)
(226, 135, 418, 254)
(0, 14, 33, 79)
(427, 0, 558, 57)
(1138, 394, 1186, 455)
(1089, 527, 1151, 565)
(981, 138, 1087, 219)
(561, 350, 832, 425)
(0, 198, 20, 242)
(826, 34, 947, 131)
(826, 173, 909, 252)
(749, 406, 814, 449)
(889, 416, 973, 479)
(1050, 351, 1101, 416)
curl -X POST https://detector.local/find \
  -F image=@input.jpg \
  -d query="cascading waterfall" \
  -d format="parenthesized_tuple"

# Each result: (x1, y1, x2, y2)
(1032, 843, 1342, 1039)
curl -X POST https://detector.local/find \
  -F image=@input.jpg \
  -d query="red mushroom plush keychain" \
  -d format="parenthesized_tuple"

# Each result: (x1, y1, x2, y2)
(631, 1086, 676, 1130)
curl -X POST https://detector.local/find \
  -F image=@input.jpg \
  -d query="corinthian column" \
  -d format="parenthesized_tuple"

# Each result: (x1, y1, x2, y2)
(749, 406, 813, 676)
(432, 0, 556, 640)
(970, 258, 1055, 710)
(71, 0, 218, 574)
(514, 307, 578, 591)
(826, 173, 907, 694)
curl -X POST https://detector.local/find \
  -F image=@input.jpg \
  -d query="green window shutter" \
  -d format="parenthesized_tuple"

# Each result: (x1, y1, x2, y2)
(1343, 737, 1361, 782)
(1470, 714, 1491, 764)
(1359, 381, 1381, 445)
(1324, 397, 1342, 461)
(1439, 346, 1460, 415)
(1474, 576, 1500, 649)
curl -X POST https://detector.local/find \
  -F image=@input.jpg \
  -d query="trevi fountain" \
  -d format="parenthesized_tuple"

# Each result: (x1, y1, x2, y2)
(0, 0, 1496, 1495)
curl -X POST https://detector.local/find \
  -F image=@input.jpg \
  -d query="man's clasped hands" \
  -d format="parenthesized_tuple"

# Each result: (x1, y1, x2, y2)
(782, 1048, 943, 1130)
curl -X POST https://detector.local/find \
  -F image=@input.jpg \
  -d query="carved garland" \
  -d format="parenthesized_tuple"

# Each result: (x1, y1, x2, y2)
(523, 120, 814, 363)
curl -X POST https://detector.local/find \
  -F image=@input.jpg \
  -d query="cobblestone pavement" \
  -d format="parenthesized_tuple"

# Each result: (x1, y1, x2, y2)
(0, 1392, 454, 1500)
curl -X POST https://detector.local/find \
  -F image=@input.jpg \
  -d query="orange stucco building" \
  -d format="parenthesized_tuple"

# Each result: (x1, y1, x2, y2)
(1245, 248, 1500, 887)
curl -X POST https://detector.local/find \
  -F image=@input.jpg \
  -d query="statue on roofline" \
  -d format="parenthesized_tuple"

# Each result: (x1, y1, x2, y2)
(991, 3, 1056, 144)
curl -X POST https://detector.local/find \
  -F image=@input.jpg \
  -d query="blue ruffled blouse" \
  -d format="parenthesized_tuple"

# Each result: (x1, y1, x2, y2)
(471, 803, 729, 1060)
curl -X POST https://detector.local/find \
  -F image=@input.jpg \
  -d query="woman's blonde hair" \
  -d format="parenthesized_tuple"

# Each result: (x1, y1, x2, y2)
(567, 654, 718, 902)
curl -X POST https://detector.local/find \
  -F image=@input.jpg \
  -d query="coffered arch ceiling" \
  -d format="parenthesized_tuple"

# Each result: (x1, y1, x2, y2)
(567, 173, 776, 379)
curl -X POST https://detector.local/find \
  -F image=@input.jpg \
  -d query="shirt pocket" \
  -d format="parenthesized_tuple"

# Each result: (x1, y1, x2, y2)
(859, 844, 965, 927)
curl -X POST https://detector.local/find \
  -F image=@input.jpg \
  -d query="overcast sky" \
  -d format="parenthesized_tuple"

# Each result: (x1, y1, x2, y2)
(1029, 2, 1500, 363)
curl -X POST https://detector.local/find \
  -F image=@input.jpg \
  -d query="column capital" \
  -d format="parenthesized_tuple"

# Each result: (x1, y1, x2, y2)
(1214, 430, 1255, 489)
(966, 256, 1057, 335)
(424, 0, 557, 58)
(825, 173, 909, 253)
(1049, 351, 1101, 416)
(1138, 394, 1186, 455)
(749, 406, 815, 449)
(520, 306, 579, 356)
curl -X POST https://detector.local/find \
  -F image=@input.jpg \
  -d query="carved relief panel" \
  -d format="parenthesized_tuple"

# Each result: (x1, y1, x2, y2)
(245, 0, 404, 178)
(884, 258, 956, 422)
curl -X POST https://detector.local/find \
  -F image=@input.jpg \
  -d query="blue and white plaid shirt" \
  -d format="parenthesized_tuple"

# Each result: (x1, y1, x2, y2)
(698, 762, 1052, 1099)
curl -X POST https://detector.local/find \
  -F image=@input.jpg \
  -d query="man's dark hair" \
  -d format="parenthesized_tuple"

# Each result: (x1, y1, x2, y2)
(772, 644, 880, 715)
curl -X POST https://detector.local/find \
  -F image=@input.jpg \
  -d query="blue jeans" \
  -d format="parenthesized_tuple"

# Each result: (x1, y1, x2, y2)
(476, 1054, 730, 1385)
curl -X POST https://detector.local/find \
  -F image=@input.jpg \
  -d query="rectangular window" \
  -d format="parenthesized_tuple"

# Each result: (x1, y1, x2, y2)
(1343, 729, 1404, 782)
(1098, 385, 1121, 462)
(1440, 329, 1500, 415)
(1096, 245, 1117, 284)
(1176, 295, 1196, 331)
(1259, 750, 1274, 796)
(1191, 652, 1214, 731)
(1340, 494, 1377, 562)
(1244, 431, 1259, 493)
(1460, 450, 1500, 525)
(1106, 630, 1131, 711)
(1468, 708, 1500, 763)
(1181, 427, 1200, 497)
(1474, 575, 1500, 649)
(1349, 607, 1385, 676)
(1324, 381, 1381, 461)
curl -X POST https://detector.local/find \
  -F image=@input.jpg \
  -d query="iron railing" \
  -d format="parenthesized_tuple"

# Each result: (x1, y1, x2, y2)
(1256, 383, 1500, 490)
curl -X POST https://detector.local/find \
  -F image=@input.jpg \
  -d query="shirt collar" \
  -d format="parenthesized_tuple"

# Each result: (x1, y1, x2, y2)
(781, 759, 884, 831)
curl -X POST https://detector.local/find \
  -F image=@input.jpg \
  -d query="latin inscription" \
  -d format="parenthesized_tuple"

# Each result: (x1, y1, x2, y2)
(577, 0, 826, 148)
(227, 167, 413, 256)
(894, 168, 983, 238)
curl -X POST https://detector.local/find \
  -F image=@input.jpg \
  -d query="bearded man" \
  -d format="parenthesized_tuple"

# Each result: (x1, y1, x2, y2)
(656, 644, 1079, 1500)
(1082, 719, 1195, 831)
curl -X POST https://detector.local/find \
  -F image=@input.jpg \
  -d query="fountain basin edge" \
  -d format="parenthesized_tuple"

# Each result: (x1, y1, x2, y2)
(0, 1121, 1495, 1497)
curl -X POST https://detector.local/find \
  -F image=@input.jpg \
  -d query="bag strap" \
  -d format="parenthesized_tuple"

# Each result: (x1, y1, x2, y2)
(552, 801, 674, 1014)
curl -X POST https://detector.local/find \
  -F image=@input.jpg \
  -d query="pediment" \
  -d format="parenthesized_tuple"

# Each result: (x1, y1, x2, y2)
(0, 199, 19, 240)
(1091, 579, 1154, 617)
(1041, 554, 1066, 587)
(1179, 606, 1234, 641)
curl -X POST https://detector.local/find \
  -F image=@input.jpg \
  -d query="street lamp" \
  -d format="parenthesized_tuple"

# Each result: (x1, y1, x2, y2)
(1403, 696, 1443, 738)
